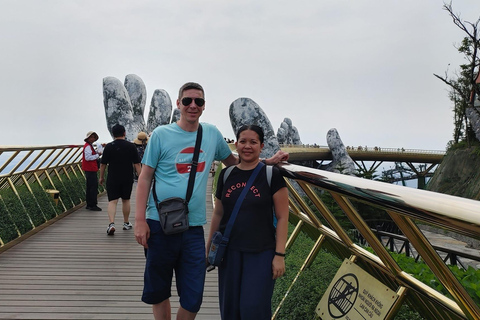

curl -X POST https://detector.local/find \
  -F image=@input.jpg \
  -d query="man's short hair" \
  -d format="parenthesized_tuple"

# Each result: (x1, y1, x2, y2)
(178, 82, 204, 99)
(112, 124, 126, 138)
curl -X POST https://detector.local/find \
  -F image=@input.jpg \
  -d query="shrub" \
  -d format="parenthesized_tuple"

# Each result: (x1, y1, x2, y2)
(48, 176, 74, 209)
(0, 196, 19, 244)
(272, 225, 424, 319)
(31, 183, 60, 218)
(0, 189, 33, 235)
(17, 185, 45, 227)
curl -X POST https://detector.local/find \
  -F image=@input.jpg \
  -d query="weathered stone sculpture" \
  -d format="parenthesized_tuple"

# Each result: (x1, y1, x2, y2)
(277, 118, 302, 145)
(124, 74, 147, 133)
(171, 108, 181, 123)
(103, 74, 173, 141)
(319, 128, 356, 175)
(103, 77, 139, 142)
(229, 98, 280, 158)
(276, 127, 286, 145)
(146, 89, 173, 133)
(103, 75, 357, 177)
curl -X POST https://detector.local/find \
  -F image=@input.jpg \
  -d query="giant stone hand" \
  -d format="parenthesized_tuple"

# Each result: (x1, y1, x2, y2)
(102, 74, 173, 141)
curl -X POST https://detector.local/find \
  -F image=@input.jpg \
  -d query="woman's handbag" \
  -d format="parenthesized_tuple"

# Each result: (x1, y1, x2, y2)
(207, 162, 265, 266)
(152, 125, 202, 235)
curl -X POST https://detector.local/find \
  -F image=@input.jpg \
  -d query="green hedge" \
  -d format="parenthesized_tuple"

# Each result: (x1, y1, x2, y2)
(0, 171, 87, 246)
(17, 185, 45, 227)
(32, 183, 60, 218)
(272, 225, 424, 319)
(0, 196, 19, 244)
(0, 189, 33, 235)
(389, 249, 480, 307)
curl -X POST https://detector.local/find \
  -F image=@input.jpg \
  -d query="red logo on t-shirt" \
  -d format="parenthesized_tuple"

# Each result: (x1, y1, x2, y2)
(176, 147, 206, 174)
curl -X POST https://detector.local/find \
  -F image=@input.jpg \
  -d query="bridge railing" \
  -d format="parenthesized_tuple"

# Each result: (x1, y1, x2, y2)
(0, 145, 97, 247)
(279, 144, 446, 155)
(275, 162, 479, 320)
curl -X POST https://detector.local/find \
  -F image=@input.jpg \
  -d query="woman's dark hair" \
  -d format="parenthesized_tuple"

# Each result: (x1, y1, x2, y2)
(236, 125, 264, 144)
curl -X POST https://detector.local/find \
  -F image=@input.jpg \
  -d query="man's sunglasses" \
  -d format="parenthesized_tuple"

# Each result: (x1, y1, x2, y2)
(181, 97, 205, 107)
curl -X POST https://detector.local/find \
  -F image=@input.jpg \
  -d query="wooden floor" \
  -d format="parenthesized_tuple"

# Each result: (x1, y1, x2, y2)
(0, 178, 220, 319)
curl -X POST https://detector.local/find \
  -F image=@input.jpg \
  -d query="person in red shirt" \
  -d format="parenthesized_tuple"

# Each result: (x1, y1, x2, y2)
(82, 131, 102, 211)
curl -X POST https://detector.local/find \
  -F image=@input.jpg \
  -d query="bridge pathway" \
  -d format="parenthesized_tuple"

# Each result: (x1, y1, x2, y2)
(0, 177, 220, 319)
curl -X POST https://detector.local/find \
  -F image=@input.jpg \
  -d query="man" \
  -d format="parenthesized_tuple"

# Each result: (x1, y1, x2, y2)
(100, 124, 141, 235)
(82, 131, 102, 211)
(134, 82, 288, 320)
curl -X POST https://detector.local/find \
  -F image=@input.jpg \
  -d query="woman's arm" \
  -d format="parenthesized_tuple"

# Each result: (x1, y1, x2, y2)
(272, 187, 289, 279)
(206, 198, 224, 255)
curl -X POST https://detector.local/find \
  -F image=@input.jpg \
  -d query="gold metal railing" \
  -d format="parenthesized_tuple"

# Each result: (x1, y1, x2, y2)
(274, 162, 480, 320)
(0, 145, 90, 247)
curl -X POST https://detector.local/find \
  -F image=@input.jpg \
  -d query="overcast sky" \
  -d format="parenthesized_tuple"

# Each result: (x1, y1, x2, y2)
(2, 0, 480, 151)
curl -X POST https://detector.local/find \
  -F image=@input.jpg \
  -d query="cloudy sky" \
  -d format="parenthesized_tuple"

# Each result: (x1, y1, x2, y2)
(2, 0, 479, 151)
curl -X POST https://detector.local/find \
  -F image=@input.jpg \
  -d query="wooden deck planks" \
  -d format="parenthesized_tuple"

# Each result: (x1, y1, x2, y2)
(0, 178, 221, 319)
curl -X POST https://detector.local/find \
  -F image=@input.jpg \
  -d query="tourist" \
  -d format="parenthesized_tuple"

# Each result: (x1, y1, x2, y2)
(82, 131, 102, 211)
(207, 124, 289, 320)
(99, 124, 141, 235)
(134, 82, 288, 320)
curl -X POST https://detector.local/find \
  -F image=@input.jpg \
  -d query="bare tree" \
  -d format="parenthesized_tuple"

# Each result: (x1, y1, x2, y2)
(434, 2, 480, 146)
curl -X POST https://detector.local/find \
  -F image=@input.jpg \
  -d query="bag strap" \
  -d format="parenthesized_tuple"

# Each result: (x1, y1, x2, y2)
(152, 124, 203, 205)
(223, 162, 265, 240)
(224, 164, 272, 187)
(185, 124, 202, 203)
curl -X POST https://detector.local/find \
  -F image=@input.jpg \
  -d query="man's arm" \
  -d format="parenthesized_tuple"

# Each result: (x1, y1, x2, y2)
(221, 153, 239, 167)
(134, 163, 141, 177)
(221, 149, 289, 167)
(134, 165, 155, 248)
(264, 150, 289, 165)
(99, 164, 107, 185)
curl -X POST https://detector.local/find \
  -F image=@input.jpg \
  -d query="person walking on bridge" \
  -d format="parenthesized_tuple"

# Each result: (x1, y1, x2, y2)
(100, 124, 141, 236)
(82, 131, 102, 211)
(134, 82, 289, 320)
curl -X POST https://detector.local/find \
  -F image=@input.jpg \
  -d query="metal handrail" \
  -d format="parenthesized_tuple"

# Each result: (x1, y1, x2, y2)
(275, 162, 480, 320)
(0, 145, 88, 245)
(280, 144, 446, 155)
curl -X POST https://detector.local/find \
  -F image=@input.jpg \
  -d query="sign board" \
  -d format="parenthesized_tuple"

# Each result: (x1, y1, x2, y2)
(316, 259, 399, 320)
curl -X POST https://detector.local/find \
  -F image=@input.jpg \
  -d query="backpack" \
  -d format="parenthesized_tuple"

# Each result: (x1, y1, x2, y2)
(223, 165, 273, 187)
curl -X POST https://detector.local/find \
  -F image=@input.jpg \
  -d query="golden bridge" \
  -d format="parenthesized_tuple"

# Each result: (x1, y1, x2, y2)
(1, 144, 479, 320)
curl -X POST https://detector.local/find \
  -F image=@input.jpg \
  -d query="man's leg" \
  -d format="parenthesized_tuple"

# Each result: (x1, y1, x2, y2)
(175, 227, 205, 319)
(122, 199, 130, 223)
(120, 180, 134, 229)
(176, 306, 196, 320)
(85, 171, 97, 207)
(107, 199, 118, 223)
(153, 299, 172, 320)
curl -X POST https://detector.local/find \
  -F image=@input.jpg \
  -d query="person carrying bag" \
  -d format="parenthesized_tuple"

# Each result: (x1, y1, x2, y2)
(152, 124, 202, 235)
(207, 161, 264, 266)
(207, 124, 289, 320)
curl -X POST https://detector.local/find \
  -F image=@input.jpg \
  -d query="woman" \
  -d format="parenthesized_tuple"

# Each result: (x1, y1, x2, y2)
(207, 124, 289, 320)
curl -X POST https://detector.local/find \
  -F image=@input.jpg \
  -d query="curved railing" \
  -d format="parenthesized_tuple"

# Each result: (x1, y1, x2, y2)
(0, 145, 102, 247)
(1, 144, 478, 319)
(275, 162, 480, 320)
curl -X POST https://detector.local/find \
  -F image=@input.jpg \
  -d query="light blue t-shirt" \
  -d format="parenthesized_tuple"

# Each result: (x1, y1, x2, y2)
(142, 122, 232, 226)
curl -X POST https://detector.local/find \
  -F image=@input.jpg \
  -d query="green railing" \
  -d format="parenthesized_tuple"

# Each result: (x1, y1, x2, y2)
(275, 162, 480, 320)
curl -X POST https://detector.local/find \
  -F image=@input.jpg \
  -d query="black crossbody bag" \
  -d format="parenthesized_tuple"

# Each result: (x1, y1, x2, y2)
(152, 124, 202, 235)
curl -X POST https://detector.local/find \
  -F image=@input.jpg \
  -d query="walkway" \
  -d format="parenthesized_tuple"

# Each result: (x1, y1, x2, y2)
(0, 178, 220, 319)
